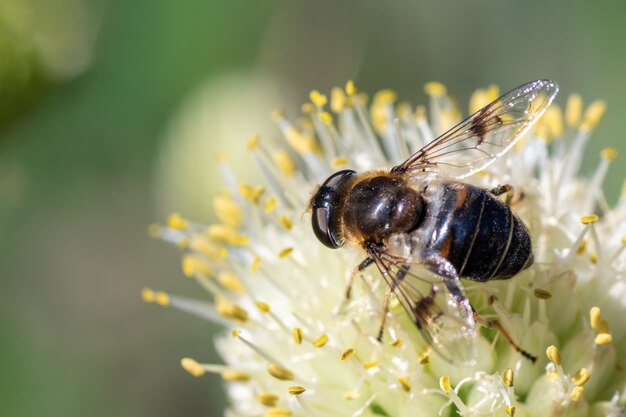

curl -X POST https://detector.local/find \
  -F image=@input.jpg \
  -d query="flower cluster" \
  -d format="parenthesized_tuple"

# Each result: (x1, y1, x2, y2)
(144, 81, 626, 417)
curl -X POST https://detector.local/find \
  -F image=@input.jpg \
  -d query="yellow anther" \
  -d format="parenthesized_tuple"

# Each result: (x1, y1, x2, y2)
(571, 386, 584, 402)
(221, 371, 250, 382)
(155, 291, 170, 306)
(373, 89, 397, 104)
(601, 147, 618, 160)
(257, 392, 279, 407)
(390, 339, 403, 348)
(590, 252, 598, 264)
(255, 301, 270, 313)
(343, 389, 362, 400)
(231, 329, 241, 338)
(533, 288, 552, 300)
(439, 375, 451, 394)
(313, 334, 329, 348)
(217, 271, 246, 294)
(216, 296, 249, 322)
(398, 376, 412, 392)
(273, 150, 296, 177)
(566, 94, 583, 127)
(167, 212, 188, 230)
(595, 333, 612, 345)
(363, 360, 379, 369)
(286, 127, 318, 155)
(424, 81, 447, 96)
(469, 86, 499, 114)
(543, 105, 564, 139)
(301, 103, 315, 114)
(214, 194, 242, 228)
(345, 80, 356, 96)
(415, 105, 427, 120)
(581, 214, 599, 224)
(331, 87, 347, 112)
(292, 327, 303, 344)
(503, 368, 514, 387)
(247, 134, 260, 151)
(288, 386, 305, 395)
(590, 307, 602, 329)
(267, 363, 294, 381)
(622, 235, 626, 245)
(310, 90, 327, 107)
(396, 102, 412, 118)
(546, 345, 562, 365)
(577, 240, 587, 254)
(175, 237, 189, 249)
(319, 111, 333, 125)
(505, 405, 516, 417)
(341, 348, 355, 360)
(547, 371, 559, 381)
(181, 357, 205, 377)
(264, 408, 292, 417)
(207, 224, 249, 246)
(141, 288, 155, 303)
(147, 223, 161, 238)
(182, 254, 213, 278)
(580, 100, 607, 132)
(189, 237, 222, 260)
(418, 352, 430, 365)
(264, 196, 278, 214)
(331, 156, 349, 168)
(251, 256, 262, 273)
(279, 215, 293, 230)
(572, 368, 591, 386)
(278, 247, 293, 258)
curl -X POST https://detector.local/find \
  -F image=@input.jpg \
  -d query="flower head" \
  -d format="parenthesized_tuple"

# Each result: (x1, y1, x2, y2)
(145, 81, 626, 416)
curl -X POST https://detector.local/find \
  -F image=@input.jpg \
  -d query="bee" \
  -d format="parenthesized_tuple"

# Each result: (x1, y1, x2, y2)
(310, 80, 558, 366)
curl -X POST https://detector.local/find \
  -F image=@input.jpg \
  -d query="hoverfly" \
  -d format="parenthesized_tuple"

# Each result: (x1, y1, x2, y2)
(309, 80, 558, 366)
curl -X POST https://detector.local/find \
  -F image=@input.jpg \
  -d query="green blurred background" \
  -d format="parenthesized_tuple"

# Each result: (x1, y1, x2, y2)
(1, 1, 625, 416)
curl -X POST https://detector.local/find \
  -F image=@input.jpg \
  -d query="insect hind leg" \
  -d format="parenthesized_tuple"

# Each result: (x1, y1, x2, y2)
(473, 309, 537, 363)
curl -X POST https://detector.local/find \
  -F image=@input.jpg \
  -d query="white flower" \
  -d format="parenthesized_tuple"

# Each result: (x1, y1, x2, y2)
(144, 81, 625, 417)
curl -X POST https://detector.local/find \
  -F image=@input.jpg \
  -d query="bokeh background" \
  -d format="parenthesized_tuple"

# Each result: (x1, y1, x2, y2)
(1, 1, 625, 416)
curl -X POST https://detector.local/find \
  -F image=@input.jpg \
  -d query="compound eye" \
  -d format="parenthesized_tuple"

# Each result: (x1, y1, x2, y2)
(311, 170, 355, 249)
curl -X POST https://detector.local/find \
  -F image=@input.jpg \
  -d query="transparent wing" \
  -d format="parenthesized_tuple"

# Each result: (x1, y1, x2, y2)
(393, 79, 559, 179)
(372, 252, 478, 366)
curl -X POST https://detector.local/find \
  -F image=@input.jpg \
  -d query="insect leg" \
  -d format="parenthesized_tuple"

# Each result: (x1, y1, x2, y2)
(376, 264, 409, 342)
(472, 308, 537, 363)
(489, 184, 522, 206)
(346, 257, 374, 300)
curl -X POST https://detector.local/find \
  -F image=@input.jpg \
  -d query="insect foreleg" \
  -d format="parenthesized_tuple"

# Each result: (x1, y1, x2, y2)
(345, 257, 374, 300)
(376, 264, 409, 342)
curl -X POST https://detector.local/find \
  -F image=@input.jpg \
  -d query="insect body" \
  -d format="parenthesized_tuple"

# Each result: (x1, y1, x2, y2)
(310, 80, 558, 365)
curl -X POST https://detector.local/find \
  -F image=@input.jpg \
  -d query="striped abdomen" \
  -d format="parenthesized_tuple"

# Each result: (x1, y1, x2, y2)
(423, 182, 533, 281)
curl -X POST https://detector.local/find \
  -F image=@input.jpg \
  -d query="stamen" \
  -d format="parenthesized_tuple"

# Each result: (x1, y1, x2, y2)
(533, 288, 552, 299)
(251, 256, 262, 273)
(267, 363, 295, 381)
(398, 376, 412, 392)
(310, 90, 327, 108)
(345, 80, 356, 96)
(439, 375, 451, 394)
(216, 295, 249, 322)
(503, 368, 514, 387)
(221, 371, 251, 382)
(257, 392, 279, 407)
(181, 357, 206, 377)
(264, 408, 292, 417)
(182, 254, 213, 278)
(505, 406, 516, 417)
(580, 100, 607, 132)
(213, 194, 242, 228)
(595, 333, 612, 345)
(340, 348, 355, 360)
(581, 214, 599, 224)
(570, 386, 584, 401)
(565, 94, 583, 128)
(363, 360, 379, 369)
(264, 196, 278, 214)
(313, 334, 329, 348)
(288, 386, 306, 395)
(343, 389, 361, 400)
(546, 345, 562, 365)
(292, 327, 303, 344)
(278, 215, 293, 230)
(572, 368, 591, 386)
(217, 271, 246, 294)
(255, 301, 271, 313)
(273, 150, 296, 177)
(278, 247, 293, 258)
(330, 87, 346, 113)
(167, 212, 188, 230)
